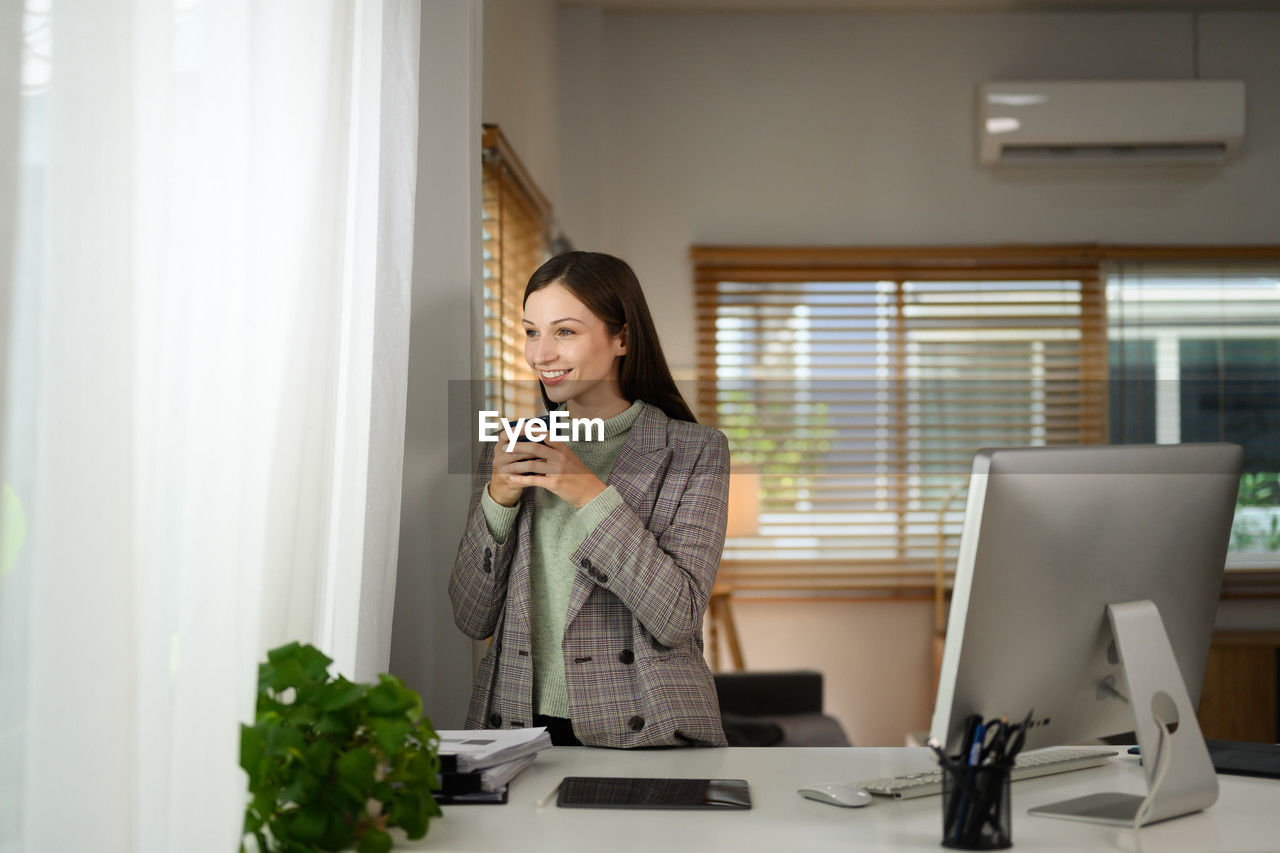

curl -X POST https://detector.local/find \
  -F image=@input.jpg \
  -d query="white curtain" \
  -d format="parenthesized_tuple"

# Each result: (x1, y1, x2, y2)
(0, 1, 421, 851)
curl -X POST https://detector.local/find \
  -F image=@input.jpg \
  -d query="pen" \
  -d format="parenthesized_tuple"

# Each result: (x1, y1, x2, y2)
(967, 722, 986, 766)
(536, 781, 562, 808)
(1005, 720, 1028, 761)
(960, 714, 982, 759)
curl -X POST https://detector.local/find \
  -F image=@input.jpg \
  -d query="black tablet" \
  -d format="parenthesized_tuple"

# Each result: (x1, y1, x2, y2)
(556, 776, 751, 810)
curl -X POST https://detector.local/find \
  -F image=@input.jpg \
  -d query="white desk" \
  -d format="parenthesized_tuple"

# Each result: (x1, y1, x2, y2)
(406, 746, 1278, 852)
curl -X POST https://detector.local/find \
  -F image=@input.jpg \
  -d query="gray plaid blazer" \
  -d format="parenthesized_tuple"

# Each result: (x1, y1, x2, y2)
(449, 401, 729, 747)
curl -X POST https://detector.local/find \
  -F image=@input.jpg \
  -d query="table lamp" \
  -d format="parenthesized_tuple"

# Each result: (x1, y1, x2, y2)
(710, 465, 758, 670)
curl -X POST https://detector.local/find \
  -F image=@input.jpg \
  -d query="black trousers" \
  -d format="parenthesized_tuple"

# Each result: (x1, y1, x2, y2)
(533, 714, 582, 746)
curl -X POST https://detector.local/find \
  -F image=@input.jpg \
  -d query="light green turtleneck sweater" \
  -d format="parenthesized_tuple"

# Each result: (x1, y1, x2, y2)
(479, 399, 643, 717)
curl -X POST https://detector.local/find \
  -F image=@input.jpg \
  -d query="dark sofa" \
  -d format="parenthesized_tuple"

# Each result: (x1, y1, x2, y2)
(714, 669, 852, 747)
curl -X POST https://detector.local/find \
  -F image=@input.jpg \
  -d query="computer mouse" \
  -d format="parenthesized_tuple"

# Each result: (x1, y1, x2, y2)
(797, 784, 873, 808)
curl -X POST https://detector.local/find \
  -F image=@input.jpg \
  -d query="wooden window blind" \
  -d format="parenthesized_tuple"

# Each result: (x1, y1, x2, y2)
(482, 125, 553, 418)
(694, 247, 1110, 592)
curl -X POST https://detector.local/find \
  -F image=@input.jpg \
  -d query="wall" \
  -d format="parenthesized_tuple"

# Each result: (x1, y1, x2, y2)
(389, 0, 484, 729)
(483, 0, 562, 210)
(557, 9, 1280, 745)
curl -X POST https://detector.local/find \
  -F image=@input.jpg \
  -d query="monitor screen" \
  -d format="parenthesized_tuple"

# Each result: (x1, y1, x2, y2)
(930, 443, 1241, 756)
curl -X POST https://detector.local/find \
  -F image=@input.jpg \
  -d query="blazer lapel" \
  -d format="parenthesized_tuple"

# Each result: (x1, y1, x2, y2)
(564, 402, 671, 626)
(606, 402, 671, 516)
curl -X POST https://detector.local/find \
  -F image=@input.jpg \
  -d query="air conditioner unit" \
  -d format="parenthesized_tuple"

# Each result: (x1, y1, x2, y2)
(978, 80, 1245, 165)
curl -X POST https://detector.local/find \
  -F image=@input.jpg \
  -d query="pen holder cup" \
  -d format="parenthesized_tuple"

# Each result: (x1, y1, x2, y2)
(940, 762, 1011, 850)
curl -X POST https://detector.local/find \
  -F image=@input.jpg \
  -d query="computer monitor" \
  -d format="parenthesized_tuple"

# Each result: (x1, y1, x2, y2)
(929, 443, 1241, 826)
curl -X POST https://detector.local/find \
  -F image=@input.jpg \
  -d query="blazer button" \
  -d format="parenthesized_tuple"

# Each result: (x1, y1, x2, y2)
(596, 573, 609, 583)
(581, 558, 592, 571)
(484, 547, 492, 559)
(618, 649, 634, 665)
(489, 712, 502, 728)
(628, 715, 645, 732)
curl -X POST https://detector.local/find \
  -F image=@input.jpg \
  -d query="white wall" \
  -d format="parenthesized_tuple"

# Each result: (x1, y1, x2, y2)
(389, 0, 484, 729)
(557, 9, 1280, 745)
(483, 0, 562, 210)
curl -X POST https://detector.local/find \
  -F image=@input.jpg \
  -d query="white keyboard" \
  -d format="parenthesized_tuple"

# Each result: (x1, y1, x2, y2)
(858, 748, 1119, 800)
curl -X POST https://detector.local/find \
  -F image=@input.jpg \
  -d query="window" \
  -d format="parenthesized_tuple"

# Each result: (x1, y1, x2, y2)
(695, 246, 1280, 592)
(481, 125, 555, 418)
(1108, 263, 1280, 557)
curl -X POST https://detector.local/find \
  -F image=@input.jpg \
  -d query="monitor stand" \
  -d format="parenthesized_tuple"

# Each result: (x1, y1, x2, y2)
(1028, 600, 1219, 827)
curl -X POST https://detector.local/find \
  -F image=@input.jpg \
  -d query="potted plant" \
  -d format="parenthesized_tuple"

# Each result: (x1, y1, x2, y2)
(240, 642, 442, 852)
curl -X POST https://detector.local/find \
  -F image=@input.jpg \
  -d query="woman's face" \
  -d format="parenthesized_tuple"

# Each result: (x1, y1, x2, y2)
(523, 282, 627, 414)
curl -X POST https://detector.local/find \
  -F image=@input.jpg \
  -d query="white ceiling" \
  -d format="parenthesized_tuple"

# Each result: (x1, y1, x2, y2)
(559, 0, 1280, 12)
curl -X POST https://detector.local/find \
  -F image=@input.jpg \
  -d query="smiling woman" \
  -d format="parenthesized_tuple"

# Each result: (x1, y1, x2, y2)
(449, 251, 731, 748)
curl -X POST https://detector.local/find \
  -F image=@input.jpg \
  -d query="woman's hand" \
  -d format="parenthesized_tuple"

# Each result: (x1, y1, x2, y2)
(502, 439, 607, 509)
(487, 440, 534, 507)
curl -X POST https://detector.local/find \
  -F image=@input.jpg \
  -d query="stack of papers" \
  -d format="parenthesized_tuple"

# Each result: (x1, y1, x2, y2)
(434, 727, 552, 805)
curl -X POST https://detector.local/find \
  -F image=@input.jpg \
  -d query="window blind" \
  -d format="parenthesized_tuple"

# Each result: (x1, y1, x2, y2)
(694, 247, 1109, 592)
(482, 125, 552, 418)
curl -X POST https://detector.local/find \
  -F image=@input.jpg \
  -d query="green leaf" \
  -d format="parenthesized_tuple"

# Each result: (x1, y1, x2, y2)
(263, 643, 333, 695)
(336, 748, 376, 793)
(279, 768, 322, 807)
(314, 711, 355, 738)
(241, 724, 265, 776)
(365, 678, 411, 717)
(320, 810, 355, 850)
(317, 678, 368, 711)
(266, 658, 308, 693)
(250, 790, 277, 823)
(283, 805, 327, 842)
(268, 641, 332, 674)
(405, 688, 424, 724)
(304, 740, 337, 778)
(371, 718, 412, 755)
(281, 703, 319, 730)
(392, 790, 427, 839)
(265, 724, 307, 759)
(357, 828, 393, 853)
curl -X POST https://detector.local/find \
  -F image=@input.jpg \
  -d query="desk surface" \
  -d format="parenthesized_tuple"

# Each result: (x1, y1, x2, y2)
(406, 746, 1278, 852)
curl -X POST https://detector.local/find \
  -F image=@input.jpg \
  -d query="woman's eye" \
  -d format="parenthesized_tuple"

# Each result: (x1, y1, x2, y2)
(524, 329, 537, 338)
(556, 328, 574, 337)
